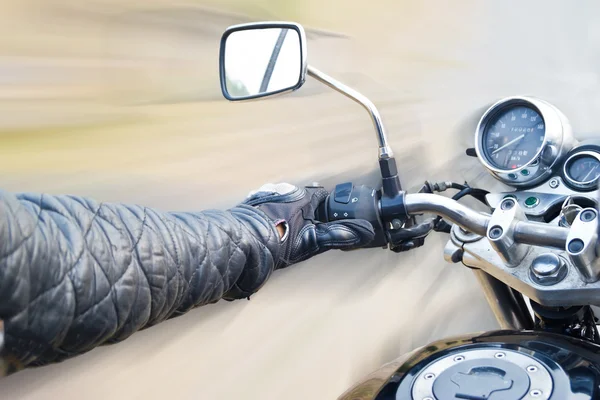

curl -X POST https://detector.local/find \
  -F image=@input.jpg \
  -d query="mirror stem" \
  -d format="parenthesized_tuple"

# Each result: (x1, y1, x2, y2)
(307, 66, 403, 196)
(307, 65, 393, 161)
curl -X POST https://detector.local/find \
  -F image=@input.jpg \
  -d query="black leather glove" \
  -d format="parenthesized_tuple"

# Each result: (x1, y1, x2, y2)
(245, 183, 375, 268)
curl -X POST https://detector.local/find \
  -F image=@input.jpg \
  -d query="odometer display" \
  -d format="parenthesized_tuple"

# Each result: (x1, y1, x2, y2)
(482, 105, 545, 170)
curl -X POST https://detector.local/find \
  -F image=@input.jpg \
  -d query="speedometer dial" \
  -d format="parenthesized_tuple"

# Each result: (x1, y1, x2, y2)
(475, 96, 575, 188)
(483, 106, 545, 170)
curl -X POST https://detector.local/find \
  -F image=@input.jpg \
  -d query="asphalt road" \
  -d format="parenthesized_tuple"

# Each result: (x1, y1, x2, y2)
(2, 1, 600, 399)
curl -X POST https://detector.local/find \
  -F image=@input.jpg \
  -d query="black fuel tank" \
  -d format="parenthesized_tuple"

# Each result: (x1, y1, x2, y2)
(339, 330, 600, 400)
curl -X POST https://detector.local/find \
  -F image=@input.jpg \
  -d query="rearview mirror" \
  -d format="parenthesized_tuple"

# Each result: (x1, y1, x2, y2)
(219, 22, 307, 101)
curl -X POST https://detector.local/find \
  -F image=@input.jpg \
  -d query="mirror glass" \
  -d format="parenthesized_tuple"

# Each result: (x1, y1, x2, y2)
(223, 27, 302, 99)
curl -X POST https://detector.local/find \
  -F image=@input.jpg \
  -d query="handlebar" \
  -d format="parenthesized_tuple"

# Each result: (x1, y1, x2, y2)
(404, 193, 489, 236)
(405, 193, 569, 249)
(324, 183, 570, 251)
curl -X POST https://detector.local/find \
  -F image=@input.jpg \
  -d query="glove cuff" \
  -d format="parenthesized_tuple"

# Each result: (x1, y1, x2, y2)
(223, 205, 283, 299)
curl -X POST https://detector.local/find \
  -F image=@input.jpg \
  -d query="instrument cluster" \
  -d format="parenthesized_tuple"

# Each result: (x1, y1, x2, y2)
(475, 96, 600, 193)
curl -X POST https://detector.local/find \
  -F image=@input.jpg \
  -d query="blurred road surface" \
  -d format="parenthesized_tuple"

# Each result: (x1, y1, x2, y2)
(2, 0, 600, 399)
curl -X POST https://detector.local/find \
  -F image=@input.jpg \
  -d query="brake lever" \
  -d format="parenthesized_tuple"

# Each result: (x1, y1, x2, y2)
(389, 237, 427, 253)
(387, 216, 433, 252)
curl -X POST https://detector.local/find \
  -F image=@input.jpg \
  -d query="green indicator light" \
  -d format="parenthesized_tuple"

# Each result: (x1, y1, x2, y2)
(521, 169, 530, 176)
(525, 197, 539, 208)
(508, 173, 518, 180)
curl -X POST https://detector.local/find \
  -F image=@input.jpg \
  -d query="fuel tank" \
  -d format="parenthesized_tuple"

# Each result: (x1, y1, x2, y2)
(338, 330, 600, 400)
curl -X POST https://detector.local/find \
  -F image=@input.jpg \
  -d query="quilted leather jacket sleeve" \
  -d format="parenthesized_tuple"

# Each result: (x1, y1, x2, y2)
(0, 190, 281, 373)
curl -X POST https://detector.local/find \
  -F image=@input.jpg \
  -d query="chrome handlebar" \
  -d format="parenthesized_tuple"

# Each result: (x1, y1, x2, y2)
(404, 193, 569, 249)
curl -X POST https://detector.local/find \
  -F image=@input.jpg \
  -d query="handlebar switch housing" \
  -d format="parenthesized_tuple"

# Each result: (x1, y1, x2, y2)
(324, 183, 388, 248)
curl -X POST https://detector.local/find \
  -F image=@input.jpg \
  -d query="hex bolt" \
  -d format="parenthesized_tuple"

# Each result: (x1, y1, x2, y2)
(530, 253, 567, 286)
(530, 389, 542, 397)
(494, 352, 505, 359)
(489, 226, 504, 239)
(549, 178, 560, 189)
(580, 209, 597, 222)
(501, 198, 515, 210)
(568, 239, 585, 254)
(527, 365, 538, 373)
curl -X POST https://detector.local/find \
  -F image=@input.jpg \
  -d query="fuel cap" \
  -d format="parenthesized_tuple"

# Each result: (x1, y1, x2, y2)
(410, 348, 553, 400)
(433, 358, 528, 399)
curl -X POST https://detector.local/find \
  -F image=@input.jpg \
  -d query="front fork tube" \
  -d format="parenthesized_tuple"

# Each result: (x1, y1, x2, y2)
(473, 269, 534, 330)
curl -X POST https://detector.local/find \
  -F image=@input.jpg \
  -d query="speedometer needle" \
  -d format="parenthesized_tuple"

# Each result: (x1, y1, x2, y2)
(583, 164, 599, 182)
(492, 134, 525, 155)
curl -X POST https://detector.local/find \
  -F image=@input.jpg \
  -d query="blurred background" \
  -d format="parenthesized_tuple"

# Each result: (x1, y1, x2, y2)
(1, 0, 600, 399)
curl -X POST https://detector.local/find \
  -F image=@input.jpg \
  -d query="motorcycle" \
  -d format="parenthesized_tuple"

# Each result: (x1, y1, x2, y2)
(219, 21, 600, 400)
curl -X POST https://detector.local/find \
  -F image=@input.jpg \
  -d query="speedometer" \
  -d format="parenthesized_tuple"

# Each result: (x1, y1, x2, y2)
(483, 106, 545, 170)
(475, 97, 575, 188)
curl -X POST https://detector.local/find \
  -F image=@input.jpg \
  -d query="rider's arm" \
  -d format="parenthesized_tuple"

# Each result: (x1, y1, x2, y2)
(0, 184, 374, 374)
(0, 189, 281, 372)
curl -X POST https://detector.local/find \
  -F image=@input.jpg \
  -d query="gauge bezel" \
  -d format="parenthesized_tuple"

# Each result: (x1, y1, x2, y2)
(563, 150, 600, 191)
(475, 96, 575, 188)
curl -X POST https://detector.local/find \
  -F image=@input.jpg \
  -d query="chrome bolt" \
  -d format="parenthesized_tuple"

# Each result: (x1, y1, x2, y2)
(527, 365, 538, 373)
(549, 178, 560, 189)
(501, 198, 515, 210)
(568, 239, 585, 254)
(494, 352, 505, 359)
(489, 226, 503, 239)
(424, 373, 435, 380)
(530, 253, 567, 286)
(580, 209, 597, 222)
(453, 355, 465, 362)
(530, 389, 542, 397)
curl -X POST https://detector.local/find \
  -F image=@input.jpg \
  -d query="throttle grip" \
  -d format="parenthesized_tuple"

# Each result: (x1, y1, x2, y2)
(317, 183, 388, 248)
